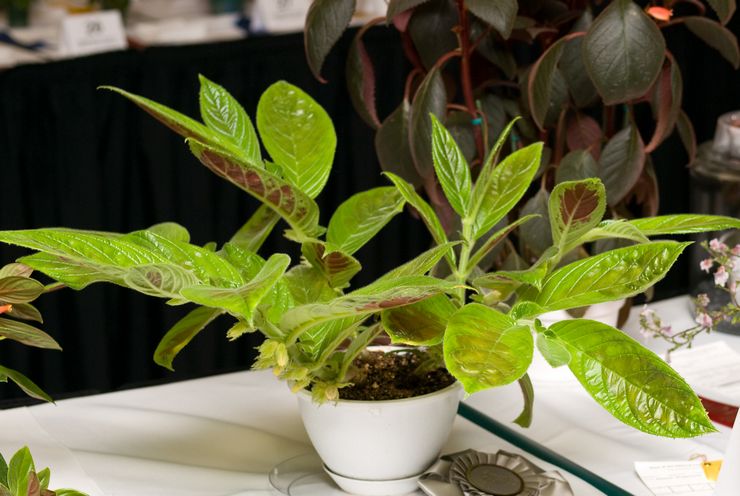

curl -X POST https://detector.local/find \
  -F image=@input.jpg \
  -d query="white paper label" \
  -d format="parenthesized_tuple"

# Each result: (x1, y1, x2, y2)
(634, 461, 715, 496)
(669, 341, 740, 406)
(60, 11, 127, 57)
(252, 0, 311, 33)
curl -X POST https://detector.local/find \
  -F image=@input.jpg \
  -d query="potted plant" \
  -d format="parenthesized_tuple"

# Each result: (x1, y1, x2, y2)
(303, 0, 739, 295)
(0, 446, 87, 496)
(0, 77, 738, 495)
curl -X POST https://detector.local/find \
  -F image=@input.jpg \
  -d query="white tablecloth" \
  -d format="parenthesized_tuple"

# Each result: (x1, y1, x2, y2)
(0, 296, 736, 496)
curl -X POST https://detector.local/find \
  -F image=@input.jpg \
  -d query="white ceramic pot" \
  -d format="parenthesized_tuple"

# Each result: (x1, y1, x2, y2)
(537, 299, 626, 328)
(297, 381, 463, 495)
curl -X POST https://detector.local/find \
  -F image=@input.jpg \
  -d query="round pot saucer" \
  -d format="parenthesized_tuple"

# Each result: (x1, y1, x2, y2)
(269, 453, 424, 496)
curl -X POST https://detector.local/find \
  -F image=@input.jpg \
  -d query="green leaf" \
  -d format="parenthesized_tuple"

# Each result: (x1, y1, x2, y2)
(346, 26, 381, 129)
(228, 204, 281, 252)
(581, 219, 650, 244)
(444, 304, 533, 394)
(381, 294, 455, 345)
(468, 215, 539, 272)
(301, 242, 362, 289)
(100, 86, 245, 160)
(473, 143, 543, 239)
(54, 490, 89, 496)
(0, 318, 60, 350)
(0, 264, 32, 279)
(550, 319, 716, 437)
(0, 366, 52, 403)
(536, 331, 571, 367)
(409, 67, 447, 179)
(282, 276, 460, 340)
(628, 214, 740, 235)
(386, 0, 431, 21)
(7, 447, 34, 496)
(304, 0, 356, 82)
(383, 172, 452, 264)
(549, 178, 606, 252)
(705, 0, 736, 24)
(298, 317, 362, 362)
(683, 17, 740, 69)
(327, 187, 405, 255)
(188, 139, 323, 239)
(534, 241, 690, 312)
(0, 453, 7, 488)
(146, 223, 190, 243)
(283, 264, 337, 306)
(256, 81, 336, 198)
(513, 374, 534, 428)
(0, 277, 44, 304)
(555, 150, 599, 185)
(467, 0, 517, 39)
(154, 307, 224, 370)
(35, 468, 49, 491)
(198, 75, 262, 167)
(123, 263, 201, 302)
(598, 125, 645, 207)
(430, 114, 472, 217)
(375, 99, 422, 186)
(583, 0, 665, 104)
(378, 243, 458, 281)
(180, 254, 290, 322)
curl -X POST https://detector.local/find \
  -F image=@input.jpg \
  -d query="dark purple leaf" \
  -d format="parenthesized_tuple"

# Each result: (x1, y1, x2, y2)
(559, 35, 598, 108)
(677, 110, 697, 164)
(683, 16, 740, 69)
(346, 24, 381, 129)
(387, 0, 432, 22)
(375, 99, 423, 185)
(566, 111, 602, 158)
(646, 54, 682, 153)
(467, 0, 517, 39)
(409, 67, 447, 179)
(705, 0, 736, 24)
(598, 125, 646, 206)
(408, 0, 459, 70)
(304, 0, 357, 82)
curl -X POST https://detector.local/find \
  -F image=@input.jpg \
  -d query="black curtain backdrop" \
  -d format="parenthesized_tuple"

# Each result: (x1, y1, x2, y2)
(0, 20, 738, 404)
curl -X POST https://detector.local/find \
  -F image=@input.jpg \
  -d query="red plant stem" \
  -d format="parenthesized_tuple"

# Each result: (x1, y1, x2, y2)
(554, 108, 568, 165)
(447, 103, 470, 112)
(404, 68, 422, 101)
(455, 0, 485, 160)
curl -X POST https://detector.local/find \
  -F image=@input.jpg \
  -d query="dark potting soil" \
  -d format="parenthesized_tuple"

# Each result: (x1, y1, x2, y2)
(339, 351, 456, 401)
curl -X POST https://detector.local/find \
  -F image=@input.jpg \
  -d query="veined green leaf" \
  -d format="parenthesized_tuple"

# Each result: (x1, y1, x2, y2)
(379, 243, 458, 281)
(581, 220, 649, 244)
(536, 331, 571, 368)
(220, 242, 266, 281)
(256, 81, 336, 199)
(583, 0, 665, 104)
(0, 277, 44, 304)
(7, 303, 42, 323)
(282, 276, 460, 340)
(430, 114, 472, 217)
(301, 241, 361, 289)
(7, 447, 34, 496)
(628, 214, 740, 236)
(0, 366, 52, 403)
(534, 241, 690, 312)
(0, 318, 60, 350)
(0, 264, 32, 279)
(0, 452, 6, 488)
(199, 75, 262, 167)
(473, 143, 543, 239)
(36, 468, 49, 491)
(444, 304, 533, 394)
(283, 264, 337, 305)
(382, 294, 456, 345)
(228, 205, 281, 253)
(550, 319, 716, 437)
(298, 317, 361, 363)
(154, 306, 223, 371)
(123, 264, 201, 302)
(101, 86, 246, 161)
(549, 179, 606, 252)
(181, 254, 290, 322)
(327, 187, 405, 255)
(188, 139, 323, 239)
(146, 223, 191, 243)
(54, 490, 89, 496)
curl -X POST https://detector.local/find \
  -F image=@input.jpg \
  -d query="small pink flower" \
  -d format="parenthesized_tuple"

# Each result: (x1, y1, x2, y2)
(714, 265, 729, 287)
(700, 258, 714, 272)
(695, 312, 713, 328)
(732, 244, 740, 256)
(660, 325, 675, 337)
(710, 239, 728, 252)
(696, 293, 710, 307)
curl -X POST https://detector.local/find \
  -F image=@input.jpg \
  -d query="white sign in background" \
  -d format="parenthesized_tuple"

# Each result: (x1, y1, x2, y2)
(59, 10, 128, 57)
(251, 0, 387, 34)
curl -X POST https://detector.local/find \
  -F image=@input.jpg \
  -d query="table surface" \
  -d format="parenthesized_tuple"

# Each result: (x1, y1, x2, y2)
(0, 296, 736, 496)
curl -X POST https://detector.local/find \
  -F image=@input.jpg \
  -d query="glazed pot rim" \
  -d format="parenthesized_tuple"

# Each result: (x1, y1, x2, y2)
(296, 380, 463, 405)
